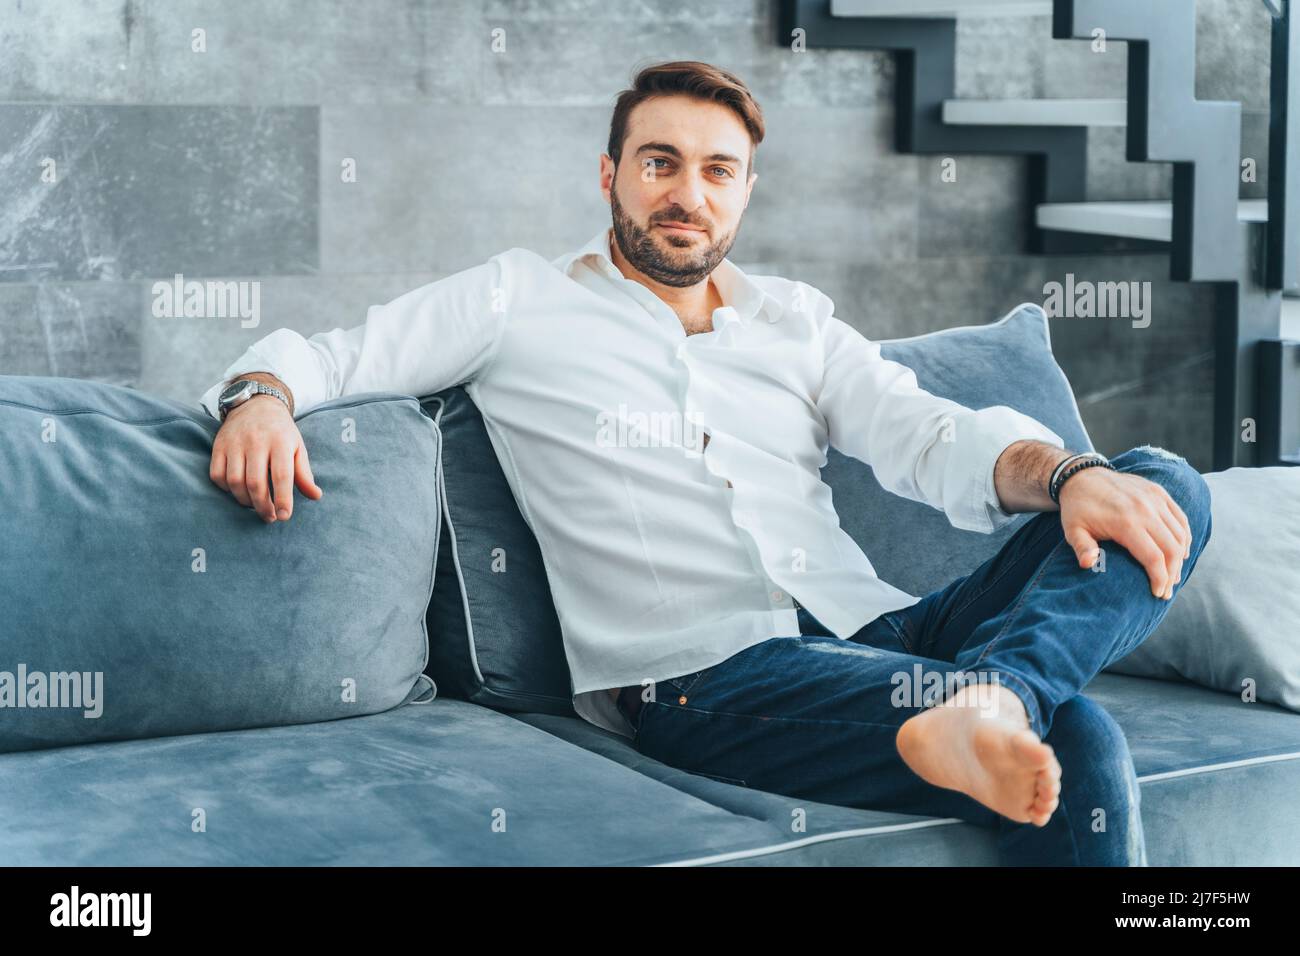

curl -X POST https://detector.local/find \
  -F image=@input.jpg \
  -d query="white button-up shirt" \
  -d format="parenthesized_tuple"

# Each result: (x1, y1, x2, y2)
(200, 227, 1064, 740)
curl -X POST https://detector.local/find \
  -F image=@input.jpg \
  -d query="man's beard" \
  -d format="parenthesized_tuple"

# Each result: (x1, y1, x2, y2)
(609, 181, 737, 288)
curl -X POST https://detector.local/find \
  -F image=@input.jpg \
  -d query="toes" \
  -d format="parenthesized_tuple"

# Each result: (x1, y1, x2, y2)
(1030, 768, 1060, 820)
(1031, 793, 1054, 815)
(1027, 794, 1059, 827)
(1019, 761, 1062, 828)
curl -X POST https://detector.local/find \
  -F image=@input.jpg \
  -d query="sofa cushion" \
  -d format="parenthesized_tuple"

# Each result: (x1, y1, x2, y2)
(823, 302, 1095, 597)
(0, 698, 782, 865)
(419, 388, 574, 716)
(0, 375, 439, 753)
(511, 672, 1300, 865)
(1105, 466, 1300, 712)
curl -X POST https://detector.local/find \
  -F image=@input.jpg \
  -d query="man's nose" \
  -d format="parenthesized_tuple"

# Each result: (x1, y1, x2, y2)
(665, 175, 706, 217)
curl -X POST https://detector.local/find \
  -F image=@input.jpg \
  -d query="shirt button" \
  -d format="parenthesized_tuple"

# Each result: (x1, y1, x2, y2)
(771, 590, 786, 603)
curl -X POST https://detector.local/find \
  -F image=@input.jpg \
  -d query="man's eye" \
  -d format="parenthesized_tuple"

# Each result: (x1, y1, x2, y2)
(712, 167, 733, 178)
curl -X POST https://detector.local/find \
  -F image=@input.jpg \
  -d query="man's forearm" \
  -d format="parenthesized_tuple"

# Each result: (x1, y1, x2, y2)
(229, 371, 295, 418)
(993, 439, 1076, 513)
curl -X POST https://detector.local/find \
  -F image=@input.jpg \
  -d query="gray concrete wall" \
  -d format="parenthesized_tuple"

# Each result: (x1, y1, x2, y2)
(0, 0, 1276, 471)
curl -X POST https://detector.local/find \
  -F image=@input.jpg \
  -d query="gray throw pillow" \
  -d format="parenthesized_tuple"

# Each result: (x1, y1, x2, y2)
(823, 302, 1095, 596)
(1104, 466, 1300, 712)
(0, 375, 439, 753)
(420, 389, 574, 716)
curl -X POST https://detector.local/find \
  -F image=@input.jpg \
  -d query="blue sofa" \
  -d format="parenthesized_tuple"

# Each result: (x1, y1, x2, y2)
(3, 304, 1297, 866)
(1, 669, 1296, 866)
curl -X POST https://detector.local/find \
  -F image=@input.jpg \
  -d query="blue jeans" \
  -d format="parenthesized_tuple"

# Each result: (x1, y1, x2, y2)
(624, 446, 1214, 866)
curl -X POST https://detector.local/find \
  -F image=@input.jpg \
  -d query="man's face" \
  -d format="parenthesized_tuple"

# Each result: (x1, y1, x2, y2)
(601, 95, 757, 288)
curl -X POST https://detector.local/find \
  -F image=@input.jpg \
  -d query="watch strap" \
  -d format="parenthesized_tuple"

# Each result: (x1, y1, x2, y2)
(220, 380, 290, 421)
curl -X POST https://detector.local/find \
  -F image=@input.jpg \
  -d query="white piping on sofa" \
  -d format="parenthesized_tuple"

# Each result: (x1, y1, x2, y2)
(655, 749, 1300, 866)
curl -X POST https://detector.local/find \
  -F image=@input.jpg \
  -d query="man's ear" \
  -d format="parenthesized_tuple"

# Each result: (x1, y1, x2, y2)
(599, 154, 615, 203)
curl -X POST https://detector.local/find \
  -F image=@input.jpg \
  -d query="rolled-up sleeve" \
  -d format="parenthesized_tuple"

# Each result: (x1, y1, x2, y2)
(816, 313, 1065, 534)
(198, 253, 509, 420)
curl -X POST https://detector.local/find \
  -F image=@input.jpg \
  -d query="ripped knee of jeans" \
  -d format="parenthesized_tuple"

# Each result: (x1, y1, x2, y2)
(1124, 446, 1211, 537)
(800, 637, 881, 658)
(1132, 444, 1185, 463)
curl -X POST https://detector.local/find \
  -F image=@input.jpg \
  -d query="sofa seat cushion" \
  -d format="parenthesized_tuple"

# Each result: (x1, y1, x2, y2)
(8, 673, 1293, 866)
(510, 672, 1300, 865)
(0, 698, 787, 866)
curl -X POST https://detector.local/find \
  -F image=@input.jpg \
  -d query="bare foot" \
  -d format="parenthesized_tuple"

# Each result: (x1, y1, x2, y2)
(896, 681, 1062, 826)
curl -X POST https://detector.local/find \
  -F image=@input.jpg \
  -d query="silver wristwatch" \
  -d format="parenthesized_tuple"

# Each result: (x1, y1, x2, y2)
(217, 379, 291, 422)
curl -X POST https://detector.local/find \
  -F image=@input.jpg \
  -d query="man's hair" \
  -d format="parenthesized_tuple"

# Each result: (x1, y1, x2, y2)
(607, 60, 765, 176)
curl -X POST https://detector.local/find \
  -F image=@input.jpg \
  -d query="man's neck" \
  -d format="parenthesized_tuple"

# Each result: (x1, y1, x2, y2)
(609, 232, 723, 334)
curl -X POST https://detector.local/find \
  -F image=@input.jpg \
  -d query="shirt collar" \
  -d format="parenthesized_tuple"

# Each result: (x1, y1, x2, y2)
(560, 227, 784, 325)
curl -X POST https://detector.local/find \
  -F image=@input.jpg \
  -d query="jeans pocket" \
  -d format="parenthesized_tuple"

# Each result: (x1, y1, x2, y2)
(881, 610, 916, 654)
(664, 666, 713, 697)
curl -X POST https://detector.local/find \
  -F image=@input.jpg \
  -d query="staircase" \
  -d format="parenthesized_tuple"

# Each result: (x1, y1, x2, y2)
(779, 0, 1300, 468)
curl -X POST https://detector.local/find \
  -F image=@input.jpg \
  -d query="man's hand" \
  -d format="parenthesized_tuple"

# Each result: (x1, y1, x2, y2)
(1058, 466, 1193, 600)
(209, 395, 323, 522)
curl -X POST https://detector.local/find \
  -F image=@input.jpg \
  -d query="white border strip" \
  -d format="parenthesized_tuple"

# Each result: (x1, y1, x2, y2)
(654, 816, 966, 867)
(1135, 750, 1300, 784)
(427, 395, 486, 686)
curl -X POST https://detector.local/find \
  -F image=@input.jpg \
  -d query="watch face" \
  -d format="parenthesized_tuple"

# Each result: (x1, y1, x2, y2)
(219, 380, 256, 405)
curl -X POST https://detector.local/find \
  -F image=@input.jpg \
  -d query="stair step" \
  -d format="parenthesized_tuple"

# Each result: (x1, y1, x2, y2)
(1036, 200, 1269, 242)
(943, 99, 1127, 127)
(1283, 296, 1300, 340)
(831, 0, 1051, 16)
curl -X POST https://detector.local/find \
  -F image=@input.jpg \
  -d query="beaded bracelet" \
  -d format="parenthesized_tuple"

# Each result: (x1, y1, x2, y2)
(1049, 453, 1115, 504)
(1046, 453, 1091, 497)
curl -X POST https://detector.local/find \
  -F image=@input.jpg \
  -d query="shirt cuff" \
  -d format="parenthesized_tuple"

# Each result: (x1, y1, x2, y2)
(198, 378, 228, 420)
(963, 407, 1066, 534)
